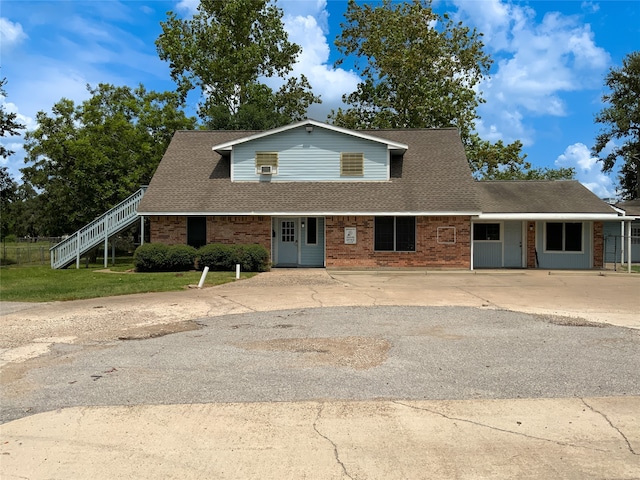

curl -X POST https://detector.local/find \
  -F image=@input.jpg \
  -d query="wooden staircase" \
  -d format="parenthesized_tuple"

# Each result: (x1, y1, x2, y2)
(50, 187, 146, 269)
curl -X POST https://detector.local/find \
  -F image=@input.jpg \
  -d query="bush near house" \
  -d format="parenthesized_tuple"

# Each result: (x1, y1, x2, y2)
(198, 243, 269, 272)
(134, 243, 197, 272)
(133, 242, 269, 272)
(134, 243, 170, 271)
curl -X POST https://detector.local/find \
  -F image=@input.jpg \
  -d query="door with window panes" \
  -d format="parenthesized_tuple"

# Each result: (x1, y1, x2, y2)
(276, 218, 298, 266)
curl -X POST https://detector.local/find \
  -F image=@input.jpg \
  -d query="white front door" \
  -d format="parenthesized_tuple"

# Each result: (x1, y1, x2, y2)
(277, 218, 298, 266)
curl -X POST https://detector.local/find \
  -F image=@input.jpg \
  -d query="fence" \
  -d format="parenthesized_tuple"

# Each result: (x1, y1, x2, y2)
(604, 234, 640, 271)
(1, 240, 63, 266)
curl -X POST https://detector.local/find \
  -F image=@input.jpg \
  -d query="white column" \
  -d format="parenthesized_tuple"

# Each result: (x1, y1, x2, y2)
(140, 216, 145, 246)
(627, 221, 632, 274)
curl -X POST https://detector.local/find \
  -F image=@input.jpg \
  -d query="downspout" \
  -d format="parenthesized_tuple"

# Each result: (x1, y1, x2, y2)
(470, 221, 474, 271)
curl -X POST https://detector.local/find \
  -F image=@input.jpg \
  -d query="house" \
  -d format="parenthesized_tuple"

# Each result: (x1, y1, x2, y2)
(473, 181, 619, 269)
(136, 119, 626, 270)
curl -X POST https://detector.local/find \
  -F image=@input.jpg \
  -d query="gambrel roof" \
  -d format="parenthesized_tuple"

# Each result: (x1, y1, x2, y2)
(138, 125, 481, 216)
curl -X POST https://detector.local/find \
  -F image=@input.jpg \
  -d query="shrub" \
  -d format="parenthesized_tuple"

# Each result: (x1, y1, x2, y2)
(134, 243, 169, 272)
(3, 234, 17, 243)
(134, 243, 199, 272)
(166, 244, 197, 271)
(198, 243, 269, 272)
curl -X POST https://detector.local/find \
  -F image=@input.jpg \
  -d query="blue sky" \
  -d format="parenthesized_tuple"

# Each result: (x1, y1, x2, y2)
(1, 0, 638, 199)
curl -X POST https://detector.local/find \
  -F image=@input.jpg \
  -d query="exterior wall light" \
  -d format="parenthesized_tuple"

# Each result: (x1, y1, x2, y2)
(305, 125, 313, 133)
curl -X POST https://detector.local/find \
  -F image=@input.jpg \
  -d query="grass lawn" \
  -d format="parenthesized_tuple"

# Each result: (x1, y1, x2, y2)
(0, 264, 255, 302)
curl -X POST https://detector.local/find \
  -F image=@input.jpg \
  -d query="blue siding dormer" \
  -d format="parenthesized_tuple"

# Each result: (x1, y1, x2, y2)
(231, 125, 390, 182)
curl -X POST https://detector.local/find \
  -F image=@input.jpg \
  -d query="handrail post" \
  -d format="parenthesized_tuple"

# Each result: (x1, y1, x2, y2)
(76, 232, 80, 269)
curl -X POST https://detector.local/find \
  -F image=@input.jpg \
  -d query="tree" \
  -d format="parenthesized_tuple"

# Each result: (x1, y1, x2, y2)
(331, 0, 571, 181)
(592, 51, 640, 199)
(156, 0, 320, 129)
(331, 0, 491, 140)
(466, 135, 574, 180)
(21, 84, 196, 235)
(0, 77, 25, 238)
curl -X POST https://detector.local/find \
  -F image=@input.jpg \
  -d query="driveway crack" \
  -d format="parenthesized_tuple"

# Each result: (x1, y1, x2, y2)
(217, 296, 257, 313)
(581, 398, 637, 455)
(309, 287, 324, 307)
(313, 403, 354, 479)
(455, 287, 496, 307)
(392, 401, 608, 453)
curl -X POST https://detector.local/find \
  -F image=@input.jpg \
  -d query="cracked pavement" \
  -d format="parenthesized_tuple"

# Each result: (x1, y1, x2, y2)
(1, 268, 639, 479)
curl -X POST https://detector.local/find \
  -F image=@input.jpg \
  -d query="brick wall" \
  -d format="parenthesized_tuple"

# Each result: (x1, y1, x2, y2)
(526, 221, 537, 268)
(150, 216, 271, 255)
(207, 216, 271, 252)
(149, 216, 187, 244)
(325, 216, 471, 268)
(593, 221, 603, 268)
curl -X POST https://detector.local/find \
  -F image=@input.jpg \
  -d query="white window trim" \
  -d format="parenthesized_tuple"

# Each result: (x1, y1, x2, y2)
(305, 217, 318, 246)
(543, 221, 585, 254)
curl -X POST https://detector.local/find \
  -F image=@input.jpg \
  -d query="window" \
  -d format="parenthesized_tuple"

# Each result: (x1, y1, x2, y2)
(281, 220, 295, 242)
(187, 217, 207, 248)
(374, 217, 416, 251)
(473, 223, 500, 241)
(306, 217, 317, 245)
(255, 152, 278, 173)
(340, 152, 364, 176)
(632, 226, 640, 245)
(545, 222, 582, 252)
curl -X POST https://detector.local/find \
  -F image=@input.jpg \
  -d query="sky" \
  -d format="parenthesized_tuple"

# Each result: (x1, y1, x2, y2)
(1, 0, 638, 199)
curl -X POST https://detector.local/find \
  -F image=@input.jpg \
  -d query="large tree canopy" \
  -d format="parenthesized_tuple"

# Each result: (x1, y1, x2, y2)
(592, 51, 640, 199)
(0, 78, 25, 238)
(21, 84, 196, 235)
(466, 135, 574, 181)
(330, 0, 572, 181)
(156, 0, 320, 129)
(331, 0, 491, 139)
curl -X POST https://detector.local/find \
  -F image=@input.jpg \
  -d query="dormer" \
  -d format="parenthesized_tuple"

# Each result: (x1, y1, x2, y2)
(211, 120, 408, 182)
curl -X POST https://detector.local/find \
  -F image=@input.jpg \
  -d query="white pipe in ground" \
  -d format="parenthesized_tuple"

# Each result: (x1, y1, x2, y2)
(198, 266, 209, 289)
(236, 264, 240, 280)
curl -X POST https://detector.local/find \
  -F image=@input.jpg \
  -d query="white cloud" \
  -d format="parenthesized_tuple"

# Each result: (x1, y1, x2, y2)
(555, 142, 616, 198)
(453, 0, 609, 143)
(176, 0, 199, 16)
(0, 17, 27, 47)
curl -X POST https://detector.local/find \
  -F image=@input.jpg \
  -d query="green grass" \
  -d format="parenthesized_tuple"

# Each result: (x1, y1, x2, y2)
(0, 264, 255, 302)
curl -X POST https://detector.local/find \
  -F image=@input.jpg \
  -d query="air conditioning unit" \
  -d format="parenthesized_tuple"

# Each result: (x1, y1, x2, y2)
(258, 165, 275, 175)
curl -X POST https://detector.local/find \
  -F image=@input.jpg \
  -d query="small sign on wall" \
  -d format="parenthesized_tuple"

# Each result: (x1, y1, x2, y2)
(344, 227, 357, 244)
(437, 226, 456, 244)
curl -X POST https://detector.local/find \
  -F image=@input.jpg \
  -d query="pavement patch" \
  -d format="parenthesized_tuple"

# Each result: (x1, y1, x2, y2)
(238, 336, 391, 370)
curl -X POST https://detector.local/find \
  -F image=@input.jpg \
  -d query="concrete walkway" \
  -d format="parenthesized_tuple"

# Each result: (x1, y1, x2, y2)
(1, 269, 639, 479)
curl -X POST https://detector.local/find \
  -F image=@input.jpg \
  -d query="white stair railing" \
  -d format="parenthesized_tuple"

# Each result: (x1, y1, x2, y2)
(50, 187, 147, 269)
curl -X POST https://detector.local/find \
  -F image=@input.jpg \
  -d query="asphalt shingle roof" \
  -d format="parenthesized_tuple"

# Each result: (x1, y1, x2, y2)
(138, 127, 482, 215)
(477, 180, 617, 214)
(615, 199, 640, 216)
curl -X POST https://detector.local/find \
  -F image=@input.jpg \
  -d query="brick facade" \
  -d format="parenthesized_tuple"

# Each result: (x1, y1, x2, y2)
(325, 216, 471, 268)
(207, 216, 271, 252)
(526, 221, 537, 268)
(149, 216, 604, 269)
(150, 216, 271, 253)
(149, 216, 187, 245)
(593, 221, 603, 268)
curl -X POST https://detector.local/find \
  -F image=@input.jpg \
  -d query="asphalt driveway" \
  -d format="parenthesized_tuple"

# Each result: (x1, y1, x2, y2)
(1, 269, 639, 479)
